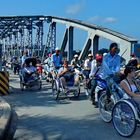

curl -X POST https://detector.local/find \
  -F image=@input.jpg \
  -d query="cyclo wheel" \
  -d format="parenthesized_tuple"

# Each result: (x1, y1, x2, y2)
(112, 100, 137, 137)
(52, 80, 60, 100)
(74, 83, 81, 98)
(99, 92, 114, 123)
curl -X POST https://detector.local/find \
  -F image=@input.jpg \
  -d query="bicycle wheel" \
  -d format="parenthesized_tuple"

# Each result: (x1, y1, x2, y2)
(52, 80, 60, 100)
(112, 100, 137, 137)
(99, 92, 114, 123)
(74, 84, 81, 98)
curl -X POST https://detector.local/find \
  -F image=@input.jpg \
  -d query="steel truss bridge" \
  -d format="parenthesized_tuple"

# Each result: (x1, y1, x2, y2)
(0, 15, 138, 62)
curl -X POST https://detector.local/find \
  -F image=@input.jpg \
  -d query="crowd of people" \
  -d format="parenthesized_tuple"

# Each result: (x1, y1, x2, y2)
(43, 42, 140, 108)
(8, 42, 140, 107)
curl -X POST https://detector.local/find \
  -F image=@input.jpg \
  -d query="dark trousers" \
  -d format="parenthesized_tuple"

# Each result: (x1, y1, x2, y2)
(13, 65, 20, 74)
(83, 70, 90, 79)
(90, 78, 97, 102)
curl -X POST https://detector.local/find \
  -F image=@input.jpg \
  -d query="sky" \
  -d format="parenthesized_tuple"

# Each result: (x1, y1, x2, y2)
(0, 0, 140, 50)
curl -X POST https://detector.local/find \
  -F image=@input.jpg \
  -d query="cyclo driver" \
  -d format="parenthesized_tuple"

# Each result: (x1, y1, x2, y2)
(51, 47, 62, 70)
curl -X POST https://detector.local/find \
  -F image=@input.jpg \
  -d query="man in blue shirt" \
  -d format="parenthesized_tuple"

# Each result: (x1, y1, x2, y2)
(89, 43, 121, 106)
(51, 47, 62, 70)
(102, 42, 121, 77)
(21, 50, 29, 66)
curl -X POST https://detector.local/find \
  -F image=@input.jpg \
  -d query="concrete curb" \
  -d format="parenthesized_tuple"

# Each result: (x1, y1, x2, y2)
(0, 97, 17, 140)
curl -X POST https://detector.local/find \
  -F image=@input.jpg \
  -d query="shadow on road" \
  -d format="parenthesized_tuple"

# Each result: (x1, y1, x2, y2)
(13, 113, 140, 140)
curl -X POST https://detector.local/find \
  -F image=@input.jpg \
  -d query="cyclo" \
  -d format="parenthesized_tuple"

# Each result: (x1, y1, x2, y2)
(99, 73, 140, 137)
(19, 58, 42, 91)
(52, 60, 81, 100)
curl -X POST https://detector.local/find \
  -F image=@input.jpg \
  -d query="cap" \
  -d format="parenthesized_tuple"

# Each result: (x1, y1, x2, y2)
(103, 53, 107, 56)
(55, 47, 60, 51)
(74, 54, 78, 58)
(88, 54, 93, 57)
(96, 55, 102, 62)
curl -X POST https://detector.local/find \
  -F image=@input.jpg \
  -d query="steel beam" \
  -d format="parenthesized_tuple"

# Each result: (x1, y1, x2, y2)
(92, 35, 99, 57)
(60, 28, 68, 56)
(79, 38, 91, 60)
(68, 26, 73, 62)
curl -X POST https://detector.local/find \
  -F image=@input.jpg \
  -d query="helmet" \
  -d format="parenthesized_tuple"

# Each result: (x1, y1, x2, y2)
(88, 54, 93, 57)
(74, 54, 78, 58)
(103, 53, 107, 56)
(55, 47, 60, 51)
(95, 54, 102, 62)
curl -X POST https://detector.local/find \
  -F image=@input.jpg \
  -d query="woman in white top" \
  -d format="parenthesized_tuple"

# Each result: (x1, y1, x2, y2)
(120, 66, 140, 106)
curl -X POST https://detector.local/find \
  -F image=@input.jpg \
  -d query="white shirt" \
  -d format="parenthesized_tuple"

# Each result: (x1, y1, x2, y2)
(23, 66, 36, 74)
(84, 59, 92, 70)
(89, 60, 97, 77)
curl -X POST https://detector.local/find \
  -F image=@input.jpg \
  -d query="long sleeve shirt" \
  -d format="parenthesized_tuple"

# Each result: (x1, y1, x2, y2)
(102, 53, 121, 77)
(51, 53, 62, 68)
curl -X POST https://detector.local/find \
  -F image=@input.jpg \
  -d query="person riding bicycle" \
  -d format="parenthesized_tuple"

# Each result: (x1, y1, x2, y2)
(120, 66, 140, 107)
(51, 47, 62, 70)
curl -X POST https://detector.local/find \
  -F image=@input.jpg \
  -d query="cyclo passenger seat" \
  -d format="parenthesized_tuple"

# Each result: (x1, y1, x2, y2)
(67, 76, 74, 87)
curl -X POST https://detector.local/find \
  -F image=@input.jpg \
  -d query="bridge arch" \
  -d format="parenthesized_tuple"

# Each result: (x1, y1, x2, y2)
(47, 16, 138, 62)
(0, 15, 138, 64)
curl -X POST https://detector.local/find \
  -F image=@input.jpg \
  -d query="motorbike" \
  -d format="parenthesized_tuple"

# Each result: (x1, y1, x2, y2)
(94, 76, 107, 106)
(36, 63, 43, 75)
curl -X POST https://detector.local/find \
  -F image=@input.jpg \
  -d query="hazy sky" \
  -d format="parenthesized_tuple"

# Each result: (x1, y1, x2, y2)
(1, 0, 140, 49)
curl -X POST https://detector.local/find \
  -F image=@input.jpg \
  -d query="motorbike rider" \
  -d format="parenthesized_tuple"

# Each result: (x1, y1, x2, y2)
(101, 43, 121, 103)
(89, 43, 121, 106)
(89, 53, 103, 106)
(102, 42, 121, 78)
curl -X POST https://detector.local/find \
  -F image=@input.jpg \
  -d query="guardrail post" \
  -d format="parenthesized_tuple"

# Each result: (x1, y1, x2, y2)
(0, 71, 9, 95)
(0, 44, 2, 71)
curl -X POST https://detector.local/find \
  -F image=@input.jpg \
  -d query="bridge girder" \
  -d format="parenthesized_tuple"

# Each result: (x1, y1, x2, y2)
(0, 15, 139, 63)
(48, 16, 138, 62)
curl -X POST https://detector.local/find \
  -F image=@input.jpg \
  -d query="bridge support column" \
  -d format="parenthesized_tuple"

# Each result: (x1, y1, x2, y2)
(60, 28, 68, 56)
(92, 35, 99, 57)
(68, 26, 73, 62)
(79, 38, 91, 60)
